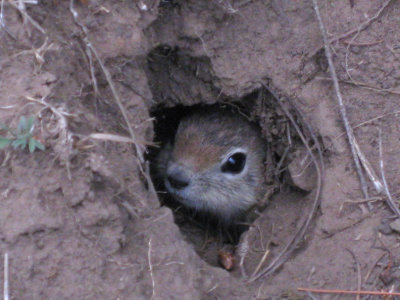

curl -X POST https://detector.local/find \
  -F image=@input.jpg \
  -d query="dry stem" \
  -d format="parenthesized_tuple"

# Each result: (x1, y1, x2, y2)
(14, 37, 58, 66)
(3, 253, 8, 300)
(345, 248, 361, 300)
(312, 0, 368, 198)
(8, 0, 45, 34)
(298, 287, 400, 296)
(148, 238, 156, 300)
(250, 242, 270, 278)
(237, 236, 249, 279)
(0, 0, 16, 39)
(322, 212, 372, 239)
(69, 0, 145, 172)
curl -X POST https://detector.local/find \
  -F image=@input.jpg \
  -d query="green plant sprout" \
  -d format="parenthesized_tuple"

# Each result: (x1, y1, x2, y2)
(0, 115, 45, 153)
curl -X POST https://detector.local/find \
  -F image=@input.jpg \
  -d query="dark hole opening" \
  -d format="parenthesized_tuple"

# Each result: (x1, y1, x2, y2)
(144, 44, 309, 269)
(147, 100, 271, 252)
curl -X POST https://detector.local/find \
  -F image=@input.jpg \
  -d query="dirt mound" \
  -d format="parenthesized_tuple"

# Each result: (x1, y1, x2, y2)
(1, 0, 399, 299)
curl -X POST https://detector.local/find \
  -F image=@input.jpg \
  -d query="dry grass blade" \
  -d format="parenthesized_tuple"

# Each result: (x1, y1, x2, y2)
(7, 0, 45, 34)
(69, 0, 145, 171)
(14, 37, 58, 66)
(1, 0, 16, 39)
(4, 253, 8, 300)
(237, 236, 249, 279)
(316, 76, 400, 96)
(345, 248, 361, 300)
(0, 105, 16, 110)
(248, 83, 324, 282)
(250, 242, 270, 278)
(312, 0, 369, 199)
(148, 238, 156, 300)
(90, 133, 154, 146)
(351, 135, 383, 193)
(90, 133, 136, 144)
(298, 287, 400, 297)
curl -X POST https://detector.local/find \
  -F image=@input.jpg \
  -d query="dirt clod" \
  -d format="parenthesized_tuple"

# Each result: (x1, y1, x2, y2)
(1, 0, 400, 299)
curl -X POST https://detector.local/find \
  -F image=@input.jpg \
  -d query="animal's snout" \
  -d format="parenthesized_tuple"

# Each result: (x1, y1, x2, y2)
(166, 166, 190, 190)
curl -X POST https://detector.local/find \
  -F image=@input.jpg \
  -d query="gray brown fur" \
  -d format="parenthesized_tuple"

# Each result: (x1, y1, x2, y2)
(157, 109, 266, 222)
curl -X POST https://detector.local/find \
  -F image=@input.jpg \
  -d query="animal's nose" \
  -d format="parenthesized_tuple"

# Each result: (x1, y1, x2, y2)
(166, 168, 190, 190)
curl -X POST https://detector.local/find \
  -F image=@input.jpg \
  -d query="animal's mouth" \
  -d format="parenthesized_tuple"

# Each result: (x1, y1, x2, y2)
(165, 179, 184, 198)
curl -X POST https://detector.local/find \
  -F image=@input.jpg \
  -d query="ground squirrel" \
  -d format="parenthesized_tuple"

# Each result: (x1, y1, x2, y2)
(157, 108, 266, 223)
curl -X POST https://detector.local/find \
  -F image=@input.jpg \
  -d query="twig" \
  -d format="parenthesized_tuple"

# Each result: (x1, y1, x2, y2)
(89, 44, 147, 165)
(0, 0, 4, 25)
(148, 238, 156, 300)
(298, 287, 400, 296)
(0, 0, 16, 39)
(4, 253, 8, 300)
(306, 291, 319, 300)
(342, 39, 383, 47)
(351, 135, 383, 193)
(7, 0, 45, 34)
(237, 235, 249, 279)
(68, 0, 97, 94)
(312, 0, 369, 198)
(316, 76, 400, 96)
(341, 196, 383, 207)
(322, 212, 372, 239)
(350, 110, 400, 131)
(69, 0, 145, 171)
(0, 105, 16, 110)
(14, 37, 58, 66)
(344, 27, 361, 87)
(378, 128, 400, 217)
(85, 41, 98, 95)
(250, 242, 270, 278)
(364, 253, 387, 283)
(345, 248, 361, 300)
(89, 133, 154, 146)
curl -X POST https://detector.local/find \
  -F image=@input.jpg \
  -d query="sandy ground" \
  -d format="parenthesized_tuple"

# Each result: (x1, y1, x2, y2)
(0, 0, 399, 299)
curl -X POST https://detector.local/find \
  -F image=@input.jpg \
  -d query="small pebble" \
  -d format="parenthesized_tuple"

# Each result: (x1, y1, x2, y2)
(389, 218, 400, 233)
(377, 223, 392, 235)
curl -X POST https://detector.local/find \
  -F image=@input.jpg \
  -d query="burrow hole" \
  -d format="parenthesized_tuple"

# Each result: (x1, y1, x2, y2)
(145, 45, 309, 269)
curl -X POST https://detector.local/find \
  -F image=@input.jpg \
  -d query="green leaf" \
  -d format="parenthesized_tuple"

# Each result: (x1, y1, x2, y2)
(29, 138, 35, 153)
(27, 116, 35, 133)
(11, 138, 27, 149)
(33, 139, 45, 151)
(0, 137, 11, 149)
(17, 116, 27, 134)
(16, 132, 30, 141)
(28, 138, 45, 152)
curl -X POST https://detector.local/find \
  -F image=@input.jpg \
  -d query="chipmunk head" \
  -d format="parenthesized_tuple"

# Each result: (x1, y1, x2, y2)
(157, 109, 266, 222)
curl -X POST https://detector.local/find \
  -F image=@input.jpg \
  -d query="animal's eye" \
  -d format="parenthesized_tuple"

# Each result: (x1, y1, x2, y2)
(221, 152, 246, 174)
